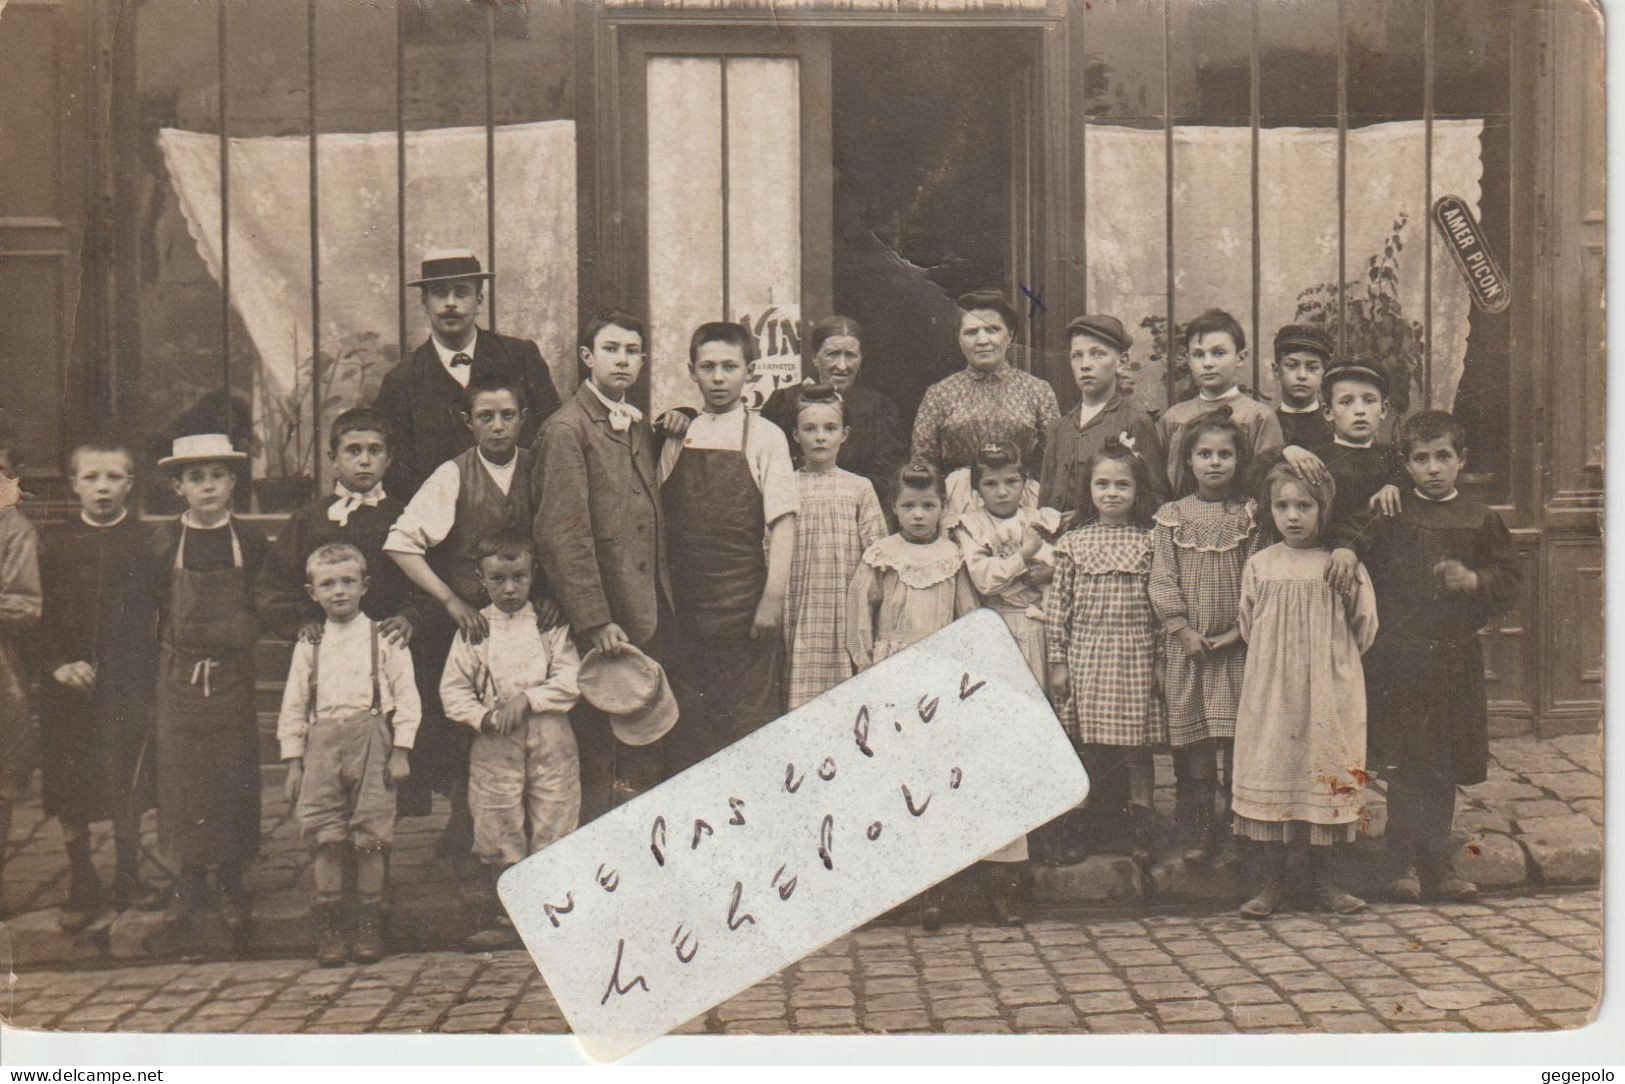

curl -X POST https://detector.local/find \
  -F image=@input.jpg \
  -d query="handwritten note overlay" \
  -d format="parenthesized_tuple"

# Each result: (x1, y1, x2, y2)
(498, 608, 1090, 1061)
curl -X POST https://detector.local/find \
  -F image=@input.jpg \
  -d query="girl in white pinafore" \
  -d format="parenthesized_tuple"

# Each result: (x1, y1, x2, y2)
(1231, 462, 1378, 919)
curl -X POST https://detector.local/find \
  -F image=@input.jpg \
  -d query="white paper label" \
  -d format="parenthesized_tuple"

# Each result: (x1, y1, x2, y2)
(498, 608, 1089, 1061)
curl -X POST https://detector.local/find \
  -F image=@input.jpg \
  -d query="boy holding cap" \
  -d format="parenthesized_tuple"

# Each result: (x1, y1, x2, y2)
(439, 530, 580, 942)
(1271, 324, 1336, 450)
(147, 433, 269, 954)
(1038, 314, 1165, 517)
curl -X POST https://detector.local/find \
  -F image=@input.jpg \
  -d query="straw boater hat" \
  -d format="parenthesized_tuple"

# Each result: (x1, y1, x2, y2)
(157, 433, 248, 469)
(576, 644, 678, 747)
(407, 247, 495, 288)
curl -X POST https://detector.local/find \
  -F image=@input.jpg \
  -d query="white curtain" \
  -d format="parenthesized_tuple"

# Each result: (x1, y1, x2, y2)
(159, 121, 578, 480)
(1085, 118, 1483, 415)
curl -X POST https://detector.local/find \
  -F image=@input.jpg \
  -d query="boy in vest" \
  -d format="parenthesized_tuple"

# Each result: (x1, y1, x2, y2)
(278, 544, 420, 966)
(385, 373, 545, 858)
(658, 321, 799, 772)
(440, 530, 581, 945)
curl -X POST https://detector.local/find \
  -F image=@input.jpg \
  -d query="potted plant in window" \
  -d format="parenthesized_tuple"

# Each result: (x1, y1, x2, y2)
(253, 329, 395, 512)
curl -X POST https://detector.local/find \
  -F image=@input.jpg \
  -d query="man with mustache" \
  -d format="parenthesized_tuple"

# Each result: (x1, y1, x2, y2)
(371, 249, 561, 832)
(373, 249, 562, 502)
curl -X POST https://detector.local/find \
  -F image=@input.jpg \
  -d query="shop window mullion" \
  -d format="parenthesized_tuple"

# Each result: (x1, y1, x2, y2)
(217, 0, 231, 413)
(485, 2, 498, 330)
(308, 0, 321, 493)
(1162, 0, 1175, 404)
(396, 0, 407, 374)
(1423, 0, 1436, 409)
(1249, 0, 1261, 394)
(1336, 0, 1347, 358)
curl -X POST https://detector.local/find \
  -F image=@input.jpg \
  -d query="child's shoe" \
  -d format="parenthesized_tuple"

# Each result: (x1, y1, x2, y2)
(986, 864, 1026, 927)
(1385, 865, 1423, 903)
(1128, 806, 1157, 868)
(353, 898, 385, 964)
(1308, 848, 1366, 914)
(1420, 860, 1478, 901)
(113, 870, 166, 913)
(314, 898, 348, 967)
(1238, 844, 1287, 919)
(918, 886, 944, 932)
(58, 842, 102, 934)
(1181, 781, 1216, 864)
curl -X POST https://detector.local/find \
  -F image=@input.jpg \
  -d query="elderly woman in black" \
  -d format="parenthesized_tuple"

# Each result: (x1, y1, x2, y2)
(761, 315, 908, 510)
(909, 289, 1061, 475)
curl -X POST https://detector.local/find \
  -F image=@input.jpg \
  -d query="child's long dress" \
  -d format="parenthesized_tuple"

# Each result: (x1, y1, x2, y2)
(1231, 543, 1378, 843)
(846, 535, 977, 668)
(1045, 522, 1165, 749)
(784, 467, 888, 709)
(953, 505, 1061, 682)
(1148, 494, 1257, 747)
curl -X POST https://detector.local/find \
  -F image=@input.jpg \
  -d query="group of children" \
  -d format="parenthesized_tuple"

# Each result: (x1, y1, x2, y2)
(0, 300, 1520, 969)
(818, 308, 1519, 927)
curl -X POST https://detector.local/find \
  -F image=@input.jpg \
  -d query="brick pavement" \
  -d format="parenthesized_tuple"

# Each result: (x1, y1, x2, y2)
(2, 889, 1600, 1037)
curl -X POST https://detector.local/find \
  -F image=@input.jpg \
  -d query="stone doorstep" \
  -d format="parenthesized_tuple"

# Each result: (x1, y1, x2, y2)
(9, 828, 1568, 968)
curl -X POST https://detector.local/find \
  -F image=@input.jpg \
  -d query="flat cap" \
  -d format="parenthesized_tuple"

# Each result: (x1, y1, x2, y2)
(1065, 314, 1133, 354)
(1273, 324, 1333, 359)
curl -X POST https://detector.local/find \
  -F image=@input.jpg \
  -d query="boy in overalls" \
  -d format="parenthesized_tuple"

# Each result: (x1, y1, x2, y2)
(657, 322, 798, 771)
(148, 434, 269, 956)
(278, 544, 420, 966)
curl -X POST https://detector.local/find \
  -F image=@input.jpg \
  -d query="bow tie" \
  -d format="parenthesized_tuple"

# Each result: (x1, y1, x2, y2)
(606, 400, 644, 433)
(449, 352, 472, 368)
(329, 483, 386, 527)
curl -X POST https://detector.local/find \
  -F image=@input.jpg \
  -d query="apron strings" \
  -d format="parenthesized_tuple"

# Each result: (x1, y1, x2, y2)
(189, 658, 221, 698)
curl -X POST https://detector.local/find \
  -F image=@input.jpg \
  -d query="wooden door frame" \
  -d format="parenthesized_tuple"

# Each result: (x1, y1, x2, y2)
(576, 4, 1070, 399)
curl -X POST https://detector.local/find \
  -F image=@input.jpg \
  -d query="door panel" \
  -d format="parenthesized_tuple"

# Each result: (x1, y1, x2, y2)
(621, 30, 830, 417)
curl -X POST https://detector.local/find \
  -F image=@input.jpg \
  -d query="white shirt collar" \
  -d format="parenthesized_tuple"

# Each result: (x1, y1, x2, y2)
(484, 601, 536, 622)
(179, 510, 231, 530)
(1279, 399, 1322, 414)
(322, 613, 370, 637)
(1077, 398, 1108, 427)
(1332, 436, 1375, 448)
(432, 330, 479, 386)
(585, 378, 645, 430)
(81, 509, 128, 528)
(1413, 487, 1459, 503)
(1198, 386, 1242, 403)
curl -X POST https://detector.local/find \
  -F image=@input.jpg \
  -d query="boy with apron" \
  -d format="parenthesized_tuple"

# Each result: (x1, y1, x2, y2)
(148, 434, 268, 955)
(657, 322, 799, 772)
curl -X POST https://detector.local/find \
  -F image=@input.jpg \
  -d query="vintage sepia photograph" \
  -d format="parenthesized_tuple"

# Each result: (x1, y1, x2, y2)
(0, 0, 1606, 1056)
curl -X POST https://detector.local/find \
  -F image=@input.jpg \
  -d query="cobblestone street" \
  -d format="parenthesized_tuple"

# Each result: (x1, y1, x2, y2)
(3, 888, 1599, 1038)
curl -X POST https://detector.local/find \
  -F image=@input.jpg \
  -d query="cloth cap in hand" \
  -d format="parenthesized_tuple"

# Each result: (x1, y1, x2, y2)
(577, 644, 678, 747)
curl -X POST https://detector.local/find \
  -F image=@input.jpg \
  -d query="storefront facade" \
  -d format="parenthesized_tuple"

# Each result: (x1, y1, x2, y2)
(0, 0, 1602, 737)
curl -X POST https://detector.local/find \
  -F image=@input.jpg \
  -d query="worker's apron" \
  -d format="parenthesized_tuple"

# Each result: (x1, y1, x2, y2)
(155, 523, 261, 865)
(661, 412, 785, 770)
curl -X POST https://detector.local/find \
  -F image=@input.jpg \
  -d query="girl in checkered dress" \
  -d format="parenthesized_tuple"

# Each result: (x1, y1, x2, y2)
(1231, 462, 1377, 918)
(1149, 406, 1259, 863)
(1044, 437, 1165, 867)
(782, 386, 888, 710)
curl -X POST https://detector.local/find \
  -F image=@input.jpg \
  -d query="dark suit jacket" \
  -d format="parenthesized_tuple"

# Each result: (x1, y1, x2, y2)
(373, 328, 562, 500)
(533, 383, 673, 648)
